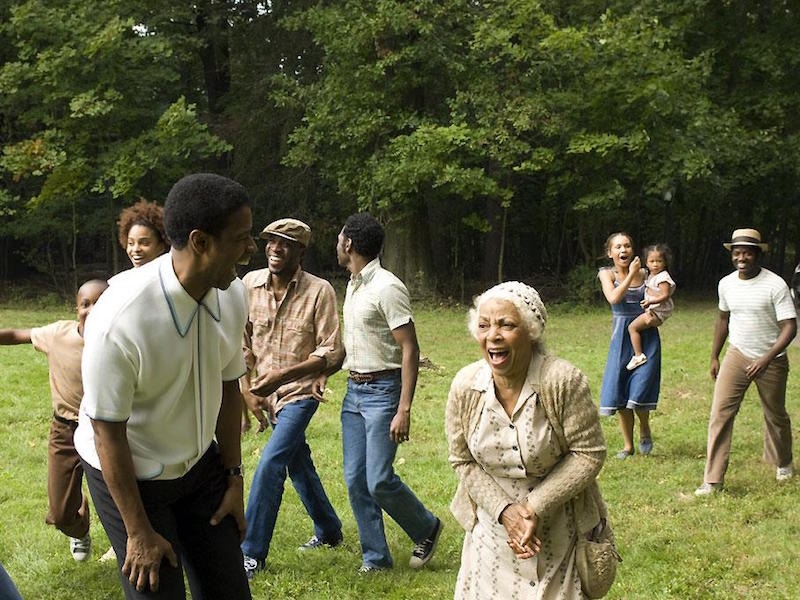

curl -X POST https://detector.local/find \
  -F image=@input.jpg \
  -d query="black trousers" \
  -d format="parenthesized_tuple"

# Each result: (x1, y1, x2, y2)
(83, 445, 251, 600)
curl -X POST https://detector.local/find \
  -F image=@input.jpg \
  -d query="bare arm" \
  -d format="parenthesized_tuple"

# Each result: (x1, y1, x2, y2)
(643, 281, 672, 306)
(747, 318, 797, 379)
(599, 259, 643, 305)
(0, 328, 32, 345)
(209, 380, 246, 538)
(709, 310, 730, 379)
(249, 355, 326, 398)
(389, 321, 419, 443)
(92, 419, 177, 593)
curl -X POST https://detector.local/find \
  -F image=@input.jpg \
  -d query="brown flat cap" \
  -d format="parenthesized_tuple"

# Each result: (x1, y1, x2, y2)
(260, 218, 311, 247)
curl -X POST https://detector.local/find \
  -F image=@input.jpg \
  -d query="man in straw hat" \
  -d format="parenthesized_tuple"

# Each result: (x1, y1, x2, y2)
(239, 218, 345, 579)
(695, 228, 797, 496)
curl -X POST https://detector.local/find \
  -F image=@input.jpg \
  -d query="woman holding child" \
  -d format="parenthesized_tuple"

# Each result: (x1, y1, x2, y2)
(446, 282, 611, 599)
(598, 232, 665, 458)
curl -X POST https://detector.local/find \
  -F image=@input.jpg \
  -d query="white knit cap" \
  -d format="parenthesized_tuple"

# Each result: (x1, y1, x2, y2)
(477, 281, 547, 334)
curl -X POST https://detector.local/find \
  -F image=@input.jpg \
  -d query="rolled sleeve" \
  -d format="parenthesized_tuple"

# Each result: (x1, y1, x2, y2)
(309, 284, 344, 369)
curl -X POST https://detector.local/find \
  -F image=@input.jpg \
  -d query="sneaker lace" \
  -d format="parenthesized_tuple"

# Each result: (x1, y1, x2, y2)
(71, 536, 90, 552)
(411, 539, 428, 558)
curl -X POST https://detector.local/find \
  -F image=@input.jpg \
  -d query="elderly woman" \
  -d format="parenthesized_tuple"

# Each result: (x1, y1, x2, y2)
(446, 282, 609, 599)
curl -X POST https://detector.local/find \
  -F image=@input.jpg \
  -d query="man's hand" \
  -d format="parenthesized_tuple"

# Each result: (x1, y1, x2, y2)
(311, 374, 329, 402)
(241, 390, 269, 432)
(249, 369, 284, 397)
(710, 357, 720, 380)
(122, 530, 178, 593)
(210, 476, 246, 542)
(390, 409, 411, 444)
(745, 356, 770, 380)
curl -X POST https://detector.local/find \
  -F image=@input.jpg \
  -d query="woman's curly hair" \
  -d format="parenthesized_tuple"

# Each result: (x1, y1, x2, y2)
(117, 199, 168, 249)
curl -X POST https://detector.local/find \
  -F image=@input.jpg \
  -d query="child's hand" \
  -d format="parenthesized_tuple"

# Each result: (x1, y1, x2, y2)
(640, 299, 650, 308)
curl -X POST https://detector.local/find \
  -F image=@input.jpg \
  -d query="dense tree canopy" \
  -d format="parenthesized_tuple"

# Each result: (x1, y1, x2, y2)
(1, 0, 799, 299)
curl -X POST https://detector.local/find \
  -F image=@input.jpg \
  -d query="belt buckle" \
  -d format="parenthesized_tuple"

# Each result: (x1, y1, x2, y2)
(350, 371, 374, 383)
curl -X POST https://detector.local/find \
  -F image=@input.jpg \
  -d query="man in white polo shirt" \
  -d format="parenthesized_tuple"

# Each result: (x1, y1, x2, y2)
(335, 212, 442, 573)
(695, 227, 797, 496)
(75, 173, 257, 598)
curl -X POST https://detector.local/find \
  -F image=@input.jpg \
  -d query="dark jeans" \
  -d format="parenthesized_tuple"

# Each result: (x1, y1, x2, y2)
(82, 445, 251, 600)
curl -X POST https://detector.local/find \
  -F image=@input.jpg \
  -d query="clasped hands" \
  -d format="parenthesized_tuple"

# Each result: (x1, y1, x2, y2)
(500, 502, 541, 559)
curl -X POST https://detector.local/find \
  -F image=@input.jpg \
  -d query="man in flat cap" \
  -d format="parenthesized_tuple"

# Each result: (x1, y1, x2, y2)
(239, 218, 344, 579)
(695, 228, 797, 496)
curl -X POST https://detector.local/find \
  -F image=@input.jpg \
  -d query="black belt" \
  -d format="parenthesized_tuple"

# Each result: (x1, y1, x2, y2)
(53, 413, 78, 427)
(348, 369, 401, 383)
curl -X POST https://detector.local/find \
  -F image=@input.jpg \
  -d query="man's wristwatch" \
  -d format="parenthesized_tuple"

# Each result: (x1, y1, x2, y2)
(224, 465, 244, 478)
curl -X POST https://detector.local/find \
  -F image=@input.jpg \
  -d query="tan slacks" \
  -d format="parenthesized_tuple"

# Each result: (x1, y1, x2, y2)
(703, 346, 792, 484)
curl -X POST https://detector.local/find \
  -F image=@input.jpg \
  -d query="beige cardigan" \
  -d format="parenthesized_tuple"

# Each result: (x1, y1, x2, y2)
(446, 353, 608, 535)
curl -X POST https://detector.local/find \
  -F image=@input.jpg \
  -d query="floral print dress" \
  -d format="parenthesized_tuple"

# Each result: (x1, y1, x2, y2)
(454, 384, 583, 599)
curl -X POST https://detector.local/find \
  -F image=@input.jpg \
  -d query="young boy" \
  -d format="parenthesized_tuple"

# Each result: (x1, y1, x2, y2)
(0, 279, 108, 561)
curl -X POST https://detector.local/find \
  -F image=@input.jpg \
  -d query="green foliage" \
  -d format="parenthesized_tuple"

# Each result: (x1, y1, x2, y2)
(0, 0, 232, 276)
(564, 262, 604, 306)
(96, 97, 232, 200)
(3, 0, 800, 288)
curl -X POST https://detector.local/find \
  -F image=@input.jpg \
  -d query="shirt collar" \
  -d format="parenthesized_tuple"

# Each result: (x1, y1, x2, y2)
(350, 257, 380, 289)
(257, 266, 303, 291)
(158, 253, 221, 337)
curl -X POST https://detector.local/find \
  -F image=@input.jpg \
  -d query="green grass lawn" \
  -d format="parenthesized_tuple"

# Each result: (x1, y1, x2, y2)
(1, 298, 799, 599)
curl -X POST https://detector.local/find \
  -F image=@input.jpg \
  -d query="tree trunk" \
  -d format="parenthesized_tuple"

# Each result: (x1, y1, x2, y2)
(195, 3, 231, 119)
(481, 197, 504, 282)
(381, 203, 434, 296)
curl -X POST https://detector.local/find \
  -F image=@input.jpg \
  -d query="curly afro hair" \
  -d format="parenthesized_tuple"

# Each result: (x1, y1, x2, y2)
(117, 199, 168, 249)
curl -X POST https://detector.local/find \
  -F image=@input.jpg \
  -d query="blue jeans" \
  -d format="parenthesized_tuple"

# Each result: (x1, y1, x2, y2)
(341, 375, 437, 568)
(0, 561, 23, 600)
(242, 398, 342, 561)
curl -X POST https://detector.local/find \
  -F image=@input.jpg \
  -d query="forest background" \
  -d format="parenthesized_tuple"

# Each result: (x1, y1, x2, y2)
(2, 0, 800, 302)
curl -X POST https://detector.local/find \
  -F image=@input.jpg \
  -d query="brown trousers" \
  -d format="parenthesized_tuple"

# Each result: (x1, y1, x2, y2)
(46, 417, 90, 538)
(703, 346, 793, 484)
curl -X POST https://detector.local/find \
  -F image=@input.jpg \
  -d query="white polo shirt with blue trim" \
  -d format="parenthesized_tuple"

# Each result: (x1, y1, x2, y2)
(75, 252, 248, 480)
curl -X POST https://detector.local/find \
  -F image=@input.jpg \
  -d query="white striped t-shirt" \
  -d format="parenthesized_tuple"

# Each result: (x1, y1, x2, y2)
(718, 268, 796, 359)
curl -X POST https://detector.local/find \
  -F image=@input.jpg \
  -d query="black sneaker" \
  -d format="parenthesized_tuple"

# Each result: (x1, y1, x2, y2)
(243, 555, 264, 580)
(298, 533, 343, 551)
(409, 517, 442, 569)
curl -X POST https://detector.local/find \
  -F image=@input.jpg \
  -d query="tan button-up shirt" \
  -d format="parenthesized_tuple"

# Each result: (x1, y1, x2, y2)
(242, 267, 344, 416)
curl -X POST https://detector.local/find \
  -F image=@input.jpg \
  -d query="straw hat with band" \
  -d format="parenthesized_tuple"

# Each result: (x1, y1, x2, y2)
(723, 228, 769, 252)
